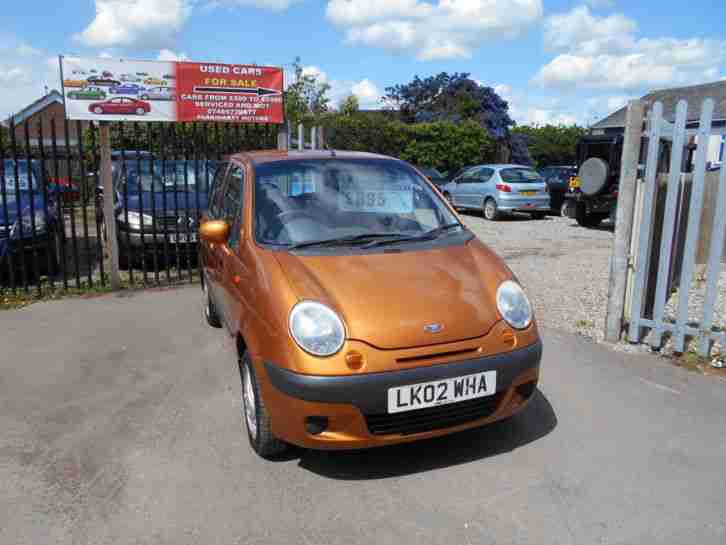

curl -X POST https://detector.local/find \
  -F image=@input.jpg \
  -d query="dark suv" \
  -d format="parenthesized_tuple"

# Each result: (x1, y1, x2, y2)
(563, 134, 624, 227)
(539, 165, 577, 215)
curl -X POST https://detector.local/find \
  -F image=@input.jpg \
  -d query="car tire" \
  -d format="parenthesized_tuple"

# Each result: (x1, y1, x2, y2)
(93, 107, 103, 114)
(239, 351, 287, 459)
(483, 198, 500, 221)
(575, 203, 605, 228)
(136, 108, 145, 115)
(202, 279, 222, 328)
(531, 212, 546, 220)
(560, 200, 572, 218)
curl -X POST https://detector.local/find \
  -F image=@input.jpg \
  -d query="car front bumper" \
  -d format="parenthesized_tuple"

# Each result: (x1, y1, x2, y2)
(260, 340, 542, 450)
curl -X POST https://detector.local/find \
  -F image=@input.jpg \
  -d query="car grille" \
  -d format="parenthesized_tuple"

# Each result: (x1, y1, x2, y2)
(364, 393, 505, 436)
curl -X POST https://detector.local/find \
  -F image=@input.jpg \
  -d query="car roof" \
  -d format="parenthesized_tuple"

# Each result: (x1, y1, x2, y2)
(231, 150, 399, 166)
(481, 164, 537, 169)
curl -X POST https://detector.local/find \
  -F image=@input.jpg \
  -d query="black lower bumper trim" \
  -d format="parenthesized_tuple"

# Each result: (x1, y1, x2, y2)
(264, 340, 542, 414)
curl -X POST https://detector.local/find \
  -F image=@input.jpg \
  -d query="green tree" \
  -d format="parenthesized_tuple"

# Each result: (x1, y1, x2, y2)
(511, 124, 586, 167)
(339, 94, 359, 116)
(285, 58, 331, 127)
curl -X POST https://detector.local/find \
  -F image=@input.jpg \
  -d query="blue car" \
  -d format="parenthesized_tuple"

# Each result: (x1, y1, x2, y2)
(0, 159, 62, 278)
(109, 83, 143, 95)
(108, 158, 216, 268)
(441, 164, 551, 221)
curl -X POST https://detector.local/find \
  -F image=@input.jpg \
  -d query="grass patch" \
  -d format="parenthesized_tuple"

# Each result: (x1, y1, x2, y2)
(575, 319, 595, 328)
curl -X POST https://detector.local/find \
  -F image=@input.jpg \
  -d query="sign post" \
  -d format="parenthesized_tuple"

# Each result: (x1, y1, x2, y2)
(98, 122, 120, 290)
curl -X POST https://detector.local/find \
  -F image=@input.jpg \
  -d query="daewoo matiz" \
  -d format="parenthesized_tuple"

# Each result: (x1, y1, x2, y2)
(200, 151, 542, 458)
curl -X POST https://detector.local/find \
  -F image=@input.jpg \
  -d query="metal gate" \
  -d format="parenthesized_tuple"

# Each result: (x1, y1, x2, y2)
(0, 119, 277, 296)
(606, 98, 726, 356)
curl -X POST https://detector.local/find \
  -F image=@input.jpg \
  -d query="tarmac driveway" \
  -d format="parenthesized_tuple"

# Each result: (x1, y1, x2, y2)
(2, 286, 726, 545)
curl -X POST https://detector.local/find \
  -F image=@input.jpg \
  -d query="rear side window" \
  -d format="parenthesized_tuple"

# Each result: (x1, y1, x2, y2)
(223, 166, 245, 251)
(499, 168, 542, 183)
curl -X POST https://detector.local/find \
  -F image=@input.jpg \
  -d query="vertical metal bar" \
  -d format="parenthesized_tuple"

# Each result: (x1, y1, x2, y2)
(134, 123, 148, 284)
(9, 122, 28, 291)
(89, 123, 105, 286)
(159, 123, 171, 284)
(76, 120, 93, 287)
(22, 121, 41, 294)
(191, 123, 202, 283)
(50, 119, 68, 290)
(168, 123, 182, 281)
(311, 126, 317, 150)
(180, 123, 193, 282)
(147, 124, 159, 283)
(22, 122, 42, 292)
(0, 129, 16, 292)
(605, 100, 645, 342)
(650, 100, 688, 348)
(36, 119, 55, 288)
(63, 117, 81, 289)
(297, 123, 304, 151)
(628, 102, 664, 343)
(119, 134, 134, 285)
(673, 99, 714, 353)
(698, 154, 726, 355)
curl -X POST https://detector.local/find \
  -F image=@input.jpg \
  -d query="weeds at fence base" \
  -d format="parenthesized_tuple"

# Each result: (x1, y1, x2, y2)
(1, 271, 197, 311)
(674, 350, 726, 379)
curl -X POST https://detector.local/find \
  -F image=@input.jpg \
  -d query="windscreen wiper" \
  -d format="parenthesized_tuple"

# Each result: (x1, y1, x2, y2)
(287, 233, 407, 251)
(361, 223, 464, 248)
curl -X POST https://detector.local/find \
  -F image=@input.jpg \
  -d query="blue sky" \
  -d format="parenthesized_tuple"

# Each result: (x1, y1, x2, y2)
(1, 0, 725, 124)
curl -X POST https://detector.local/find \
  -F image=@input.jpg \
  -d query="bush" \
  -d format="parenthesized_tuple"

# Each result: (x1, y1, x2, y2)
(324, 114, 497, 175)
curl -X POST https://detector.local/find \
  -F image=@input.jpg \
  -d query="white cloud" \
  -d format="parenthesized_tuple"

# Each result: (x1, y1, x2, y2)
(326, 0, 543, 60)
(74, 0, 192, 50)
(535, 6, 726, 91)
(301, 65, 329, 84)
(350, 79, 381, 105)
(493, 82, 584, 126)
(0, 44, 59, 118)
(157, 48, 188, 61)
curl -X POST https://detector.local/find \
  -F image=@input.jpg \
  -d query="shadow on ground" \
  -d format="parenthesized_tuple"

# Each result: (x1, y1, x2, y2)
(293, 390, 556, 480)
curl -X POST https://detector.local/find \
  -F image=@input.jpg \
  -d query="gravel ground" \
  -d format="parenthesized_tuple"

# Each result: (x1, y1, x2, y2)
(462, 211, 615, 341)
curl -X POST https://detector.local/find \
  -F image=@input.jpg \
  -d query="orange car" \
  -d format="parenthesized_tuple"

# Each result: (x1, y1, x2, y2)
(200, 150, 542, 457)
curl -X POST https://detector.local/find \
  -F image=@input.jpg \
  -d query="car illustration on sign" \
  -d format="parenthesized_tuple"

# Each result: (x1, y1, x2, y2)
(120, 73, 143, 83)
(163, 73, 175, 80)
(67, 86, 106, 100)
(88, 98, 151, 116)
(109, 83, 143, 95)
(144, 77, 167, 87)
(140, 86, 175, 101)
(87, 76, 121, 87)
(102, 70, 114, 78)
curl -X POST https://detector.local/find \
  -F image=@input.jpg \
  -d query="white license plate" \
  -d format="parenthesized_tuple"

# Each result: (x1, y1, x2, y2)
(387, 371, 497, 414)
(168, 233, 197, 243)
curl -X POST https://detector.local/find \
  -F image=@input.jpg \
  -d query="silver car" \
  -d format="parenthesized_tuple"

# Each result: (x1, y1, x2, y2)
(441, 164, 551, 220)
(139, 86, 175, 101)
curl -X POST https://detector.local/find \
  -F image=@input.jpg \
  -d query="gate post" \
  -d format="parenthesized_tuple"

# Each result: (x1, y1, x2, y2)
(605, 100, 645, 342)
(99, 122, 120, 290)
(277, 122, 289, 151)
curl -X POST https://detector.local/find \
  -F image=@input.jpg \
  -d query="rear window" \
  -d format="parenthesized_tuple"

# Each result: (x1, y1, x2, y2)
(500, 168, 542, 183)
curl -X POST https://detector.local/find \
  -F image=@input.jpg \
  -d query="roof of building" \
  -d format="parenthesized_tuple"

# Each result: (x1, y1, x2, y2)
(2, 90, 64, 128)
(591, 80, 726, 130)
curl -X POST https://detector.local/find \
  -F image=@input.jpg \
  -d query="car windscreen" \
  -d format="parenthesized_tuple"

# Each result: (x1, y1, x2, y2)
(1, 160, 38, 193)
(254, 159, 459, 246)
(500, 168, 543, 184)
(120, 160, 212, 192)
(419, 167, 444, 178)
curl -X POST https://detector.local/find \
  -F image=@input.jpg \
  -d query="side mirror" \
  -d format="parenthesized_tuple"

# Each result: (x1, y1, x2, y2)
(199, 220, 230, 244)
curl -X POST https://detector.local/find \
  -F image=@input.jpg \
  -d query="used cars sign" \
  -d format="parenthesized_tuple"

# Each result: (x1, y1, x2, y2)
(60, 56, 284, 124)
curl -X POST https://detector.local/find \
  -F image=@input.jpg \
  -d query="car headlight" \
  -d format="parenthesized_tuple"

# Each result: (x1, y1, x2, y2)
(119, 210, 153, 229)
(289, 301, 346, 357)
(496, 280, 533, 330)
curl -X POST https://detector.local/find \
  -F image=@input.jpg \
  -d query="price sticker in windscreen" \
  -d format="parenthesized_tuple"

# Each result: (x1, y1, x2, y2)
(338, 181, 413, 213)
